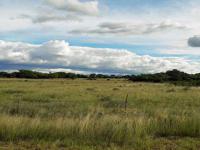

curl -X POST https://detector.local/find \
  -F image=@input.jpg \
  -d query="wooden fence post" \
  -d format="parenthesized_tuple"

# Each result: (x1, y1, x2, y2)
(125, 94, 128, 112)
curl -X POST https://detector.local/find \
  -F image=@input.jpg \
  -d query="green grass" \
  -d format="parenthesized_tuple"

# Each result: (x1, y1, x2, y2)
(0, 78, 200, 149)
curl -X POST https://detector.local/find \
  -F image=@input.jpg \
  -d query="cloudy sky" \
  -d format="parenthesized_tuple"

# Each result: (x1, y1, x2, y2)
(0, 0, 200, 74)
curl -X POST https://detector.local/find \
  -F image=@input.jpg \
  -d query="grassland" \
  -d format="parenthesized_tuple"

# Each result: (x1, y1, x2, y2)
(0, 78, 200, 149)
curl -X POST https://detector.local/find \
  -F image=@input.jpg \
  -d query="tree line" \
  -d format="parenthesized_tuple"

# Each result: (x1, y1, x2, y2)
(1, 69, 200, 86)
(0, 70, 123, 79)
(129, 69, 200, 86)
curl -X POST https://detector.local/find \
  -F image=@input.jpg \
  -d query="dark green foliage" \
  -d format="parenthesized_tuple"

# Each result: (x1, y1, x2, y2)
(1, 69, 200, 86)
(88, 74, 97, 80)
(129, 69, 200, 86)
(0, 70, 87, 79)
(0, 70, 124, 79)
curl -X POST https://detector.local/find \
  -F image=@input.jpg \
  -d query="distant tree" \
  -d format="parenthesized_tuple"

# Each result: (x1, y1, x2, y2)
(166, 69, 191, 81)
(15, 70, 38, 78)
(0, 72, 9, 78)
(129, 69, 198, 86)
(88, 74, 96, 80)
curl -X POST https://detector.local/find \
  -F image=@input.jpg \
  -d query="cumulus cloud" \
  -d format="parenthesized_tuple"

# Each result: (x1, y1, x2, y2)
(0, 40, 35, 63)
(188, 36, 200, 47)
(45, 0, 99, 16)
(0, 40, 199, 74)
(71, 21, 189, 35)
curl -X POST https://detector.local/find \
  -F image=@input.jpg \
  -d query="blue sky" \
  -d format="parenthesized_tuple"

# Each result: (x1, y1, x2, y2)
(0, 0, 200, 74)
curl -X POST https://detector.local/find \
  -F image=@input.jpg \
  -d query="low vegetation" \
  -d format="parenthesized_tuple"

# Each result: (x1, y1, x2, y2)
(0, 79, 200, 149)
(1, 69, 200, 86)
(129, 69, 200, 86)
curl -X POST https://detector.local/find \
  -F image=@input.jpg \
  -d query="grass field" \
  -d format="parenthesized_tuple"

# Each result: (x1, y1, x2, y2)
(0, 78, 200, 149)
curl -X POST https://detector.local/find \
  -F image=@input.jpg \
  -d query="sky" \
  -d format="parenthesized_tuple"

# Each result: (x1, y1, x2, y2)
(0, 0, 200, 74)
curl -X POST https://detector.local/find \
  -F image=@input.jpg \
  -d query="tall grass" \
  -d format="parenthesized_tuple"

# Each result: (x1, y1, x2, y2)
(0, 112, 200, 147)
(0, 79, 200, 149)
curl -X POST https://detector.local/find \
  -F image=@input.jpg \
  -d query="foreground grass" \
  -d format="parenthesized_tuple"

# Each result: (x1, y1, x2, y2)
(0, 78, 200, 149)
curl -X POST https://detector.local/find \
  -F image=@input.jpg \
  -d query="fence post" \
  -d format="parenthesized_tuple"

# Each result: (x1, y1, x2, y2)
(125, 94, 128, 112)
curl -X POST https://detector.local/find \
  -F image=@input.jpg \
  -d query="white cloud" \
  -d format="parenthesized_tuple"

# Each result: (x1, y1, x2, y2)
(45, 0, 99, 16)
(5, 0, 99, 27)
(0, 0, 197, 49)
(158, 47, 200, 55)
(20, 13, 82, 23)
(33, 68, 90, 74)
(70, 20, 189, 36)
(0, 40, 34, 63)
(0, 40, 199, 74)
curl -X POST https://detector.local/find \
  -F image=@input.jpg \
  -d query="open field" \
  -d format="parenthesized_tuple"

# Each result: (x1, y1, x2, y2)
(0, 79, 200, 149)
